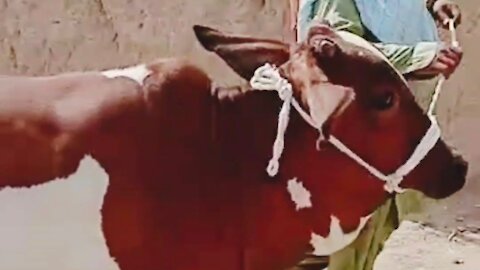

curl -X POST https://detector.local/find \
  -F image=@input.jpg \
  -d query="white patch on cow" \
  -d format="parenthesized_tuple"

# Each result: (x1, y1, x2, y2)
(310, 215, 371, 256)
(101, 64, 151, 85)
(286, 178, 312, 211)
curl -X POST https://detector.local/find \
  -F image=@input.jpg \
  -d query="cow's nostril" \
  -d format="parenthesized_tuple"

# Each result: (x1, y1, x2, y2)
(427, 154, 468, 199)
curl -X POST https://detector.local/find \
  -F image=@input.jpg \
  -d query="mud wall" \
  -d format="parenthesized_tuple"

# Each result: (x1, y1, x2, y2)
(0, 0, 479, 269)
(0, 0, 287, 85)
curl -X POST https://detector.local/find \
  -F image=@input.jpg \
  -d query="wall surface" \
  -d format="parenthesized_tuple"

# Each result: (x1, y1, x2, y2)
(0, 0, 478, 269)
(0, 0, 287, 84)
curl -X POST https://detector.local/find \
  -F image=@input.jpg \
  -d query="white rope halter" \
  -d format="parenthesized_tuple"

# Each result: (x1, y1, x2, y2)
(249, 65, 323, 176)
(249, 20, 457, 194)
(428, 19, 459, 115)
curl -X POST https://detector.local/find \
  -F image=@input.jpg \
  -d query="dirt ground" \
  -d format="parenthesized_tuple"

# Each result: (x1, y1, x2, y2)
(0, 0, 479, 269)
(374, 221, 480, 270)
(414, 0, 480, 254)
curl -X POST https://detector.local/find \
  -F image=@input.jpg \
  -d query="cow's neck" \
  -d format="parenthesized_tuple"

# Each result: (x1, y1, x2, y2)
(212, 86, 284, 173)
(214, 86, 391, 254)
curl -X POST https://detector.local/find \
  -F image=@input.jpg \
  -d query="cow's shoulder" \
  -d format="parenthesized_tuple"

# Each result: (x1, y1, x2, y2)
(146, 58, 212, 94)
(141, 58, 213, 111)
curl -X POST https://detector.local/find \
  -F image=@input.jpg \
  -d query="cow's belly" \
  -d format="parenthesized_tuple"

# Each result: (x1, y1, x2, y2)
(100, 162, 247, 270)
(63, 155, 371, 270)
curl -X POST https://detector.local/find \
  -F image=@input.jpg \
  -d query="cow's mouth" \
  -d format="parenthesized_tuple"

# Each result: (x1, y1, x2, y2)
(426, 153, 468, 199)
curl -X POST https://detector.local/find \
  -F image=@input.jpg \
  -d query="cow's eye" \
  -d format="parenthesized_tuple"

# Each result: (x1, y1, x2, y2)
(372, 92, 395, 111)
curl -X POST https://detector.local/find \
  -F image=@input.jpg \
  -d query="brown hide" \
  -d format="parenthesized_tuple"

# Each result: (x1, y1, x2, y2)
(0, 25, 467, 270)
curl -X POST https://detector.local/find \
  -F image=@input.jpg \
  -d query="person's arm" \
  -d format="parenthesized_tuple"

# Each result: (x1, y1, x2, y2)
(426, 0, 438, 11)
(373, 43, 439, 75)
(374, 42, 462, 79)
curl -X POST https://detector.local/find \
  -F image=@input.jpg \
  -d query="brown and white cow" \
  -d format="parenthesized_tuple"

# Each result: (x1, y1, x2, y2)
(0, 24, 467, 270)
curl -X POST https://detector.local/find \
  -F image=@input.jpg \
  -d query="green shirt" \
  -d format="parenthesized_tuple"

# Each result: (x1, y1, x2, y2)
(298, 0, 439, 75)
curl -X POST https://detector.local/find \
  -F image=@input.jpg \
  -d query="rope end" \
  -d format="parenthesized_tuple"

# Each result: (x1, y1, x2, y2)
(267, 160, 280, 177)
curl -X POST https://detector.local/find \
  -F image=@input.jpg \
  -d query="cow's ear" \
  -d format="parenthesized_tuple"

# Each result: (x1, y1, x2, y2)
(193, 25, 290, 80)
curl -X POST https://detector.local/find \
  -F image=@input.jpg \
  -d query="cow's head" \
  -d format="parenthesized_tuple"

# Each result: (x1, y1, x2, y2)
(195, 25, 467, 262)
(194, 24, 467, 201)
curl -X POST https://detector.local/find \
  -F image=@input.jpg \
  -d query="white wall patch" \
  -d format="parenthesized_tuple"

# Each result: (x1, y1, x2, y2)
(101, 64, 151, 85)
(310, 215, 371, 256)
(286, 178, 312, 211)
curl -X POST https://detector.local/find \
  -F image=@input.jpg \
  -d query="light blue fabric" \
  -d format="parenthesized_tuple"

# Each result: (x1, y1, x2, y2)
(297, 0, 319, 41)
(354, 0, 440, 44)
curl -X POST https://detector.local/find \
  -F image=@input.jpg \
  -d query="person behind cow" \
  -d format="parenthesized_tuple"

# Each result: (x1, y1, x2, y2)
(286, 0, 463, 270)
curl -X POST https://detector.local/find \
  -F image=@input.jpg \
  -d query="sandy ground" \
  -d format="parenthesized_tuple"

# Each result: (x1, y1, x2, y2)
(374, 221, 480, 270)
(0, 0, 479, 269)
(413, 0, 480, 255)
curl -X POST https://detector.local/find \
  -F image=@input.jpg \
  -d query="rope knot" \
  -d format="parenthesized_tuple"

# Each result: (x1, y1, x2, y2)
(277, 82, 293, 101)
(250, 63, 282, 91)
(250, 63, 308, 177)
(384, 174, 405, 194)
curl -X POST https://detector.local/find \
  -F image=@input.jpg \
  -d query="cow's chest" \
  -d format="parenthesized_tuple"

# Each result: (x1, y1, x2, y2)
(0, 120, 81, 181)
(235, 177, 372, 268)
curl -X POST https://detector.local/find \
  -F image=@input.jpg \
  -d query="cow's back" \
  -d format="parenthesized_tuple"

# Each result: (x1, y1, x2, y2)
(0, 71, 144, 184)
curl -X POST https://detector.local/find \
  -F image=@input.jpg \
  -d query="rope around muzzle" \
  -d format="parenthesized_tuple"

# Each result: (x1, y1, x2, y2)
(249, 20, 457, 194)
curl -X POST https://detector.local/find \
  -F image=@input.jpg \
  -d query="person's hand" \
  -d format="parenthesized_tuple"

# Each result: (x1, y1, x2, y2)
(432, 0, 462, 28)
(415, 45, 463, 79)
